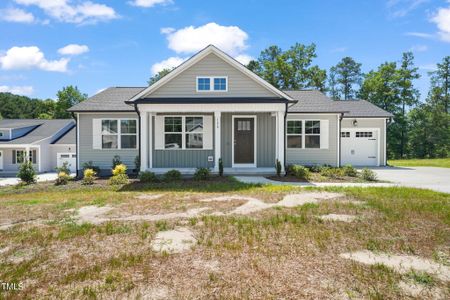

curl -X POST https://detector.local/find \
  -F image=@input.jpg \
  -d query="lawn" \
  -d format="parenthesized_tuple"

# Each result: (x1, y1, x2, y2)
(0, 177, 449, 299)
(389, 158, 450, 168)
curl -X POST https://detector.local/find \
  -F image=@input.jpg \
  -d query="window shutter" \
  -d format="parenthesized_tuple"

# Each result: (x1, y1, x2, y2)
(154, 116, 164, 150)
(203, 116, 213, 150)
(320, 120, 329, 149)
(92, 119, 102, 149)
(32, 150, 37, 164)
(12, 150, 16, 164)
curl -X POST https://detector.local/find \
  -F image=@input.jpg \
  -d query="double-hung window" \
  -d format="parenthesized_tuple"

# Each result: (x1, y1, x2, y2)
(14, 150, 36, 164)
(164, 117, 183, 149)
(287, 121, 302, 148)
(185, 117, 203, 149)
(101, 119, 137, 149)
(305, 121, 320, 148)
(197, 76, 227, 92)
(164, 116, 204, 149)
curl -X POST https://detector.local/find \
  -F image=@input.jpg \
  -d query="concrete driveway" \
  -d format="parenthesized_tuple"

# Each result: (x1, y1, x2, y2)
(0, 173, 60, 187)
(370, 167, 450, 194)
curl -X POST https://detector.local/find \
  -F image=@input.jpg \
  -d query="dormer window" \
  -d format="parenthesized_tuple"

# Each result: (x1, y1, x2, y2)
(197, 76, 227, 92)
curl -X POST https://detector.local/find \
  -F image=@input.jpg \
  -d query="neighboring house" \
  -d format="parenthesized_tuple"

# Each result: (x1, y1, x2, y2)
(68, 45, 392, 176)
(0, 119, 76, 175)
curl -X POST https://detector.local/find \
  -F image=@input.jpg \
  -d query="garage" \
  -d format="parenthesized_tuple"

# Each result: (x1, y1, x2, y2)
(57, 153, 76, 173)
(341, 129, 379, 166)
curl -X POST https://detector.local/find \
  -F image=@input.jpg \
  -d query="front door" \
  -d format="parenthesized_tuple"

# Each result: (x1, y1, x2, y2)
(233, 117, 255, 166)
(0, 150, 3, 170)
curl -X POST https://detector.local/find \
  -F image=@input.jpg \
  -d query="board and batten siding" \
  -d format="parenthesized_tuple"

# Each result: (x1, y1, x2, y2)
(148, 53, 277, 98)
(341, 118, 386, 165)
(151, 114, 214, 168)
(78, 113, 139, 172)
(220, 112, 276, 168)
(286, 114, 339, 167)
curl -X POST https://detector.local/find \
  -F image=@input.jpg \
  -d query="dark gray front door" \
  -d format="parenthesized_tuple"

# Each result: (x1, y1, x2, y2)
(234, 117, 255, 165)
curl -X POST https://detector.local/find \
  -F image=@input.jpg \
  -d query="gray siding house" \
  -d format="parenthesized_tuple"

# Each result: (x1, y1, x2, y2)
(68, 45, 392, 175)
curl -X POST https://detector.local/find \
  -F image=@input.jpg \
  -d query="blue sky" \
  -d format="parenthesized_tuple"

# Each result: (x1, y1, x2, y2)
(0, 0, 449, 101)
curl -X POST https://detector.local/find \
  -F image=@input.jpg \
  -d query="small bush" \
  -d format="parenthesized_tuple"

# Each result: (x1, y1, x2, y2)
(320, 166, 345, 179)
(55, 161, 71, 175)
(275, 159, 282, 177)
(342, 164, 357, 177)
(112, 155, 122, 169)
(55, 171, 71, 185)
(194, 167, 210, 180)
(134, 156, 140, 172)
(218, 158, 224, 177)
(288, 165, 310, 180)
(82, 168, 96, 185)
(164, 169, 181, 181)
(139, 171, 158, 183)
(360, 168, 377, 181)
(82, 161, 100, 174)
(112, 164, 127, 176)
(307, 165, 321, 173)
(18, 161, 36, 185)
(109, 174, 129, 185)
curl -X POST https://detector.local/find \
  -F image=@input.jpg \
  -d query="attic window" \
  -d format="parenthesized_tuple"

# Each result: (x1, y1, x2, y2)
(197, 76, 227, 92)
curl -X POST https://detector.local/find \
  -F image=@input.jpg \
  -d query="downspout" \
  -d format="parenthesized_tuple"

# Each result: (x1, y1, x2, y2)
(134, 103, 141, 173)
(70, 112, 78, 178)
(284, 102, 288, 174)
(338, 113, 344, 167)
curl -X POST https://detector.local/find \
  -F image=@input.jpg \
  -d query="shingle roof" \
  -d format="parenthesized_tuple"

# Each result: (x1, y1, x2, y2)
(52, 125, 75, 145)
(285, 90, 393, 118)
(0, 119, 75, 145)
(0, 119, 45, 129)
(67, 87, 144, 112)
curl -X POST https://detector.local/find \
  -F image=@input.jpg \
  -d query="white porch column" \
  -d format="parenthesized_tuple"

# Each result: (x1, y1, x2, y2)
(140, 112, 148, 172)
(148, 112, 154, 169)
(214, 111, 221, 172)
(276, 111, 285, 172)
(37, 146, 41, 172)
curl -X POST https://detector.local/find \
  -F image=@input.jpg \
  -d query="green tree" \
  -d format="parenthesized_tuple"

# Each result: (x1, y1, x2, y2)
(54, 86, 87, 119)
(428, 56, 450, 114)
(0, 93, 56, 119)
(148, 68, 172, 86)
(328, 57, 363, 100)
(247, 43, 326, 91)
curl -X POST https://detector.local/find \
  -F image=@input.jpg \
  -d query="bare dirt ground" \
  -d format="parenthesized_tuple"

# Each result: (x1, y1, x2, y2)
(0, 179, 449, 299)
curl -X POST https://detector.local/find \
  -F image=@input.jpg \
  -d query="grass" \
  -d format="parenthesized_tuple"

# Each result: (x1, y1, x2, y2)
(388, 158, 450, 168)
(0, 180, 449, 299)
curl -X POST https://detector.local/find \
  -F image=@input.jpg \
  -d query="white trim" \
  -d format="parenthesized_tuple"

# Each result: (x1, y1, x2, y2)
(340, 127, 381, 166)
(149, 112, 154, 168)
(276, 111, 285, 172)
(129, 45, 293, 102)
(337, 114, 340, 167)
(383, 120, 387, 166)
(138, 103, 285, 113)
(214, 111, 221, 172)
(98, 118, 139, 150)
(158, 115, 211, 150)
(140, 112, 148, 172)
(196, 76, 228, 92)
(0, 150, 3, 170)
(285, 119, 323, 150)
(231, 115, 257, 168)
(76, 113, 80, 171)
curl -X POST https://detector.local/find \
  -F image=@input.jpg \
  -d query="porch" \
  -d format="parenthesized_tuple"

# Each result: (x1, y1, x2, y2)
(0, 146, 41, 175)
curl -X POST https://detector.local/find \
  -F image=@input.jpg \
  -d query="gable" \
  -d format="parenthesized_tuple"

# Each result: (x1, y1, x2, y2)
(146, 53, 279, 98)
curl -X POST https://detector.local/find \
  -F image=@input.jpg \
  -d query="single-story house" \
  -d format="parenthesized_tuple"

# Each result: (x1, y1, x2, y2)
(68, 45, 392, 175)
(0, 119, 76, 175)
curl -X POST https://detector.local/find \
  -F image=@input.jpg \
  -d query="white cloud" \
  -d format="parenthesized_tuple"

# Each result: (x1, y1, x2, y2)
(0, 8, 35, 23)
(405, 31, 435, 39)
(419, 63, 438, 71)
(234, 54, 253, 65)
(409, 44, 428, 52)
(129, 0, 173, 8)
(330, 47, 348, 53)
(151, 56, 186, 75)
(162, 22, 249, 56)
(0, 85, 33, 96)
(430, 2, 450, 42)
(0, 46, 69, 72)
(14, 0, 118, 24)
(386, 0, 429, 18)
(58, 44, 89, 56)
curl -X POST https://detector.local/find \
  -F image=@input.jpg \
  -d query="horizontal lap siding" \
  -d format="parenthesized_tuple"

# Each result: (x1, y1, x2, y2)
(78, 113, 139, 172)
(286, 114, 338, 167)
(148, 53, 276, 98)
(0, 148, 39, 172)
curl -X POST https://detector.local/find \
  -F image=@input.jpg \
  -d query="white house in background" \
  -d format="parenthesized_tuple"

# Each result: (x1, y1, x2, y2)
(0, 119, 76, 175)
(68, 45, 393, 176)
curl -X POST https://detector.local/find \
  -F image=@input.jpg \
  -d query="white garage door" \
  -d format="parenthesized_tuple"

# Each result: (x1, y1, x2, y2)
(341, 129, 379, 166)
(57, 153, 76, 173)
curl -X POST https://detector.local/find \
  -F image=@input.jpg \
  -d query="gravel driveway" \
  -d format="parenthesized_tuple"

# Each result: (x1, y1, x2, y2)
(370, 167, 450, 194)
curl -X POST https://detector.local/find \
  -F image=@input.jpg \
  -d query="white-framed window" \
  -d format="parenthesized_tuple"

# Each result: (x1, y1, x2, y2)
(101, 119, 137, 149)
(305, 121, 320, 148)
(287, 120, 302, 148)
(13, 150, 36, 164)
(356, 131, 373, 138)
(341, 132, 350, 138)
(164, 116, 204, 149)
(196, 76, 228, 92)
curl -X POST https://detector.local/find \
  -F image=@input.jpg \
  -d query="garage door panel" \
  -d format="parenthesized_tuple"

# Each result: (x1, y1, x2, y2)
(57, 153, 76, 173)
(341, 129, 378, 166)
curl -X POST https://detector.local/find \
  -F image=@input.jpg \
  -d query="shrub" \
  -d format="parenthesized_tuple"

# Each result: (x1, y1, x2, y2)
(308, 165, 321, 173)
(218, 158, 224, 177)
(112, 155, 122, 169)
(361, 168, 377, 181)
(55, 161, 71, 175)
(18, 161, 36, 184)
(109, 174, 129, 185)
(275, 159, 282, 177)
(55, 171, 71, 185)
(139, 171, 158, 183)
(320, 166, 345, 179)
(164, 169, 181, 181)
(82, 161, 100, 174)
(82, 168, 96, 185)
(134, 156, 140, 173)
(288, 165, 310, 180)
(342, 164, 357, 177)
(194, 167, 210, 180)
